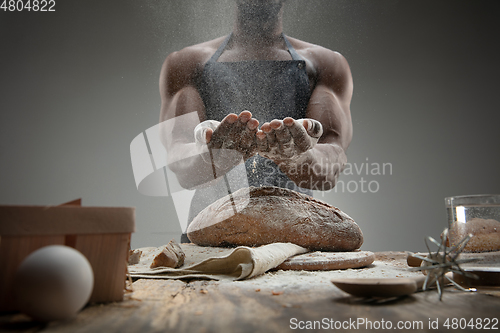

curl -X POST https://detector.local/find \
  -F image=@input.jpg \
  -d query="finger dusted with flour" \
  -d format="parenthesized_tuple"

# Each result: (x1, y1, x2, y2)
(257, 117, 323, 161)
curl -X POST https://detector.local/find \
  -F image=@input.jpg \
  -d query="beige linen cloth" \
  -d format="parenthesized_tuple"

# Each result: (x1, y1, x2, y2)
(128, 243, 308, 281)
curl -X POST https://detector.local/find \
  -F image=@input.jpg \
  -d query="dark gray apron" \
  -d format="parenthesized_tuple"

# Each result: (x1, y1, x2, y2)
(182, 33, 312, 242)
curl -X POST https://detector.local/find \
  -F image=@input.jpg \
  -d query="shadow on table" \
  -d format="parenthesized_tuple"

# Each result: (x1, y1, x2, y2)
(333, 294, 418, 306)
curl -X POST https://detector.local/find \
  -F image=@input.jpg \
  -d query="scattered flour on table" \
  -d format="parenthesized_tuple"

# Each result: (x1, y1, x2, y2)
(132, 244, 426, 290)
(230, 254, 424, 290)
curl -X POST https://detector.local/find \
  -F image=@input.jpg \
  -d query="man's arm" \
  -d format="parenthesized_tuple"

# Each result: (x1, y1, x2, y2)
(159, 48, 222, 190)
(259, 48, 353, 191)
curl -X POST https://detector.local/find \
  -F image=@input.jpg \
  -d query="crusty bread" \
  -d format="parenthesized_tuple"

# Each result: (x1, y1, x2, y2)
(187, 186, 364, 251)
(128, 249, 142, 265)
(150, 239, 185, 268)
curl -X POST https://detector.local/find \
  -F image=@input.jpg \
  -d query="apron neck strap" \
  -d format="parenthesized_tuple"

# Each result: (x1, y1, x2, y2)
(283, 34, 303, 61)
(208, 32, 304, 63)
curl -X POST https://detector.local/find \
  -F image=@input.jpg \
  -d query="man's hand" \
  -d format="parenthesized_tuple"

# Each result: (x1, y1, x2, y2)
(194, 111, 259, 167)
(256, 117, 323, 162)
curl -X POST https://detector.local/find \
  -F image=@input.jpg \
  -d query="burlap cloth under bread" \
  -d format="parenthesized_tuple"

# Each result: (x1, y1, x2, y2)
(128, 243, 308, 281)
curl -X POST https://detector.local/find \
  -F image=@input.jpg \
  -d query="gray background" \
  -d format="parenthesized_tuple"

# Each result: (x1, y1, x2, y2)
(1, 0, 499, 252)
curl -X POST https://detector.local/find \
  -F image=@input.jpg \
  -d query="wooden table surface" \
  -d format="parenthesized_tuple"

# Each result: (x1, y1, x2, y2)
(1, 252, 499, 333)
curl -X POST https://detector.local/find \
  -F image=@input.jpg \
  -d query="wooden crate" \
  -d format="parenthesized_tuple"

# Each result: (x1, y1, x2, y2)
(0, 200, 135, 312)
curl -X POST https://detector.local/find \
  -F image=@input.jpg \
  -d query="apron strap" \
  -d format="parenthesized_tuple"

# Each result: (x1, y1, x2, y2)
(208, 33, 233, 63)
(209, 32, 304, 62)
(283, 34, 304, 61)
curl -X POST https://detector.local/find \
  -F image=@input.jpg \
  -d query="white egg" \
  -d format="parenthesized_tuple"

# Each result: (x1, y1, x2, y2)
(14, 245, 94, 322)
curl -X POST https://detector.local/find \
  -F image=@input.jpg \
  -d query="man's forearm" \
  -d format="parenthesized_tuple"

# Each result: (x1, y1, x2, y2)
(275, 143, 347, 191)
(167, 143, 244, 190)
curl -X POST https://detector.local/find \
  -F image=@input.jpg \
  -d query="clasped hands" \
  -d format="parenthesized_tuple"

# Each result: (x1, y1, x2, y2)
(194, 111, 323, 167)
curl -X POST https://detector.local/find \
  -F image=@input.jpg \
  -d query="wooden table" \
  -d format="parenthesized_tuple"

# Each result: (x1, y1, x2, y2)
(1, 252, 499, 333)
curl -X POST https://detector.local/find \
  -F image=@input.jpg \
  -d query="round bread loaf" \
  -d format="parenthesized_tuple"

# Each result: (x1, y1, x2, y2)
(187, 186, 364, 251)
